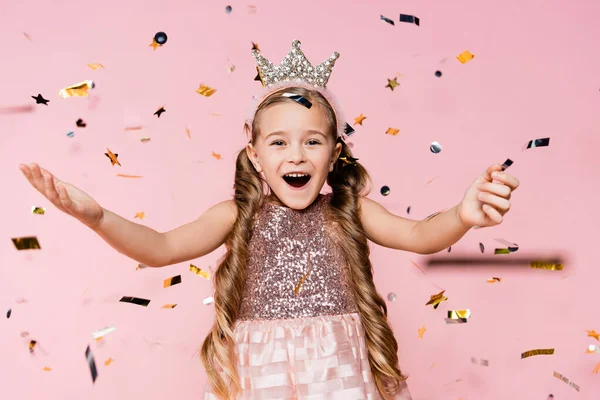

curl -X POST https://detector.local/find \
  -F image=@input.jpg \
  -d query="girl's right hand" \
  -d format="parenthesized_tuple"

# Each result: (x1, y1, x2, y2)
(20, 163, 104, 229)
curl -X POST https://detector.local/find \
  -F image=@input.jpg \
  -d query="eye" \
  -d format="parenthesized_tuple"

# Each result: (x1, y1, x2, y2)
(307, 140, 321, 145)
(271, 140, 285, 146)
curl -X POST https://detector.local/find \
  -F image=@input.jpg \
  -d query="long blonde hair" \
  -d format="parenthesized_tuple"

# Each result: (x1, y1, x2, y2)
(200, 86, 407, 399)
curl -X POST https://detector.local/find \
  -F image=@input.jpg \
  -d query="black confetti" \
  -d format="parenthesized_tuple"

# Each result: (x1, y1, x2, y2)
(479, 243, 485, 253)
(447, 246, 452, 252)
(343, 123, 355, 136)
(6, 308, 11, 318)
(154, 107, 166, 118)
(435, 70, 442, 77)
(501, 158, 513, 171)
(85, 345, 98, 383)
(406, 206, 411, 214)
(225, 5, 232, 13)
(154, 32, 167, 45)
(285, 94, 312, 109)
(380, 15, 394, 25)
(119, 296, 151, 307)
(76, 118, 86, 128)
(380, 186, 390, 196)
(32, 94, 49, 105)
(164, 275, 182, 288)
(526, 137, 550, 149)
(400, 14, 420, 26)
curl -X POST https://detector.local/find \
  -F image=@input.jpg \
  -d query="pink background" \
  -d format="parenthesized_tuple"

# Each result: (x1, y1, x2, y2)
(1, 0, 599, 398)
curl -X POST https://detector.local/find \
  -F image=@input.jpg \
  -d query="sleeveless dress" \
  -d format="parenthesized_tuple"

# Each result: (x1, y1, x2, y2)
(203, 193, 411, 399)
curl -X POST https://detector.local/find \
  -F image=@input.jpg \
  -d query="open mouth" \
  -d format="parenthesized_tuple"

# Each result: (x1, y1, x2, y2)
(283, 173, 311, 188)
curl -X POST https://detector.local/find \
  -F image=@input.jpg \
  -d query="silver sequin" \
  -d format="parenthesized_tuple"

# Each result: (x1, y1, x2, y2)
(238, 193, 358, 321)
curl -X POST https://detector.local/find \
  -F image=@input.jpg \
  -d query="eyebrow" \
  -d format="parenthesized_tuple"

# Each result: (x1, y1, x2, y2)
(264, 130, 327, 140)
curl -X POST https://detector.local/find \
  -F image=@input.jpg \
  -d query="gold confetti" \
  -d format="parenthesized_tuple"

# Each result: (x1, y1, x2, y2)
(58, 80, 95, 99)
(410, 259, 425, 275)
(163, 275, 182, 288)
(553, 371, 580, 391)
(12, 236, 41, 250)
(593, 363, 600, 374)
(252, 42, 260, 51)
(447, 309, 471, 320)
(456, 50, 475, 64)
(417, 325, 427, 339)
(31, 206, 45, 215)
(190, 264, 211, 279)
(116, 174, 142, 178)
(134, 212, 145, 219)
(530, 261, 564, 271)
(124, 126, 143, 131)
(212, 151, 222, 160)
(386, 127, 399, 136)
(29, 340, 37, 353)
(87, 63, 104, 70)
(104, 148, 121, 166)
(162, 304, 177, 309)
(42, 366, 51, 371)
(353, 114, 367, 125)
(386, 77, 399, 91)
(140, 137, 150, 142)
(587, 329, 599, 341)
(149, 39, 161, 50)
(104, 357, 114, 366)
(521, 348, 554, 359)
(586, 344, 599, 354)
(494, 248, 511, 254)
(196, 84, 217, 97)
(186, 126, 191, 139)
(487, 277, 502, 283)
(426, 290, 448, 309)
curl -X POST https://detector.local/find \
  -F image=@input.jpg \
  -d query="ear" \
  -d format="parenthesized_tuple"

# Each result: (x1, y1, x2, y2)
(330, 142, 343, 172)
(246, 143, 263, 173)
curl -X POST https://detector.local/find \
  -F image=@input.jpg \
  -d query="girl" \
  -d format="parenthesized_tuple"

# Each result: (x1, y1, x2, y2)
(20, 40, 519, 399)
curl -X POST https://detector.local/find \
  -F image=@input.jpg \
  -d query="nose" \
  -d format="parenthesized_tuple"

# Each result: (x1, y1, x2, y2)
(286, 144, 306, 164)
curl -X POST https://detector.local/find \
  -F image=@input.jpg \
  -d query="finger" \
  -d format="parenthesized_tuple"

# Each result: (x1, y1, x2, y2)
(30, 164, 47, 192)
(41, 169, 61, 203)
(478, 182, 511, 198)
(497, 173, 519, 191)
(56, 183, 74, 211)
(20, 164, 34, 182)
(482, 204, 503, 224)
(478, 191, 511, 213)
(484, 164, 504, 183)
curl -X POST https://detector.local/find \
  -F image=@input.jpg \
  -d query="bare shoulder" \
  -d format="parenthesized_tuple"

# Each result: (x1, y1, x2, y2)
(358, 195, 422, 253)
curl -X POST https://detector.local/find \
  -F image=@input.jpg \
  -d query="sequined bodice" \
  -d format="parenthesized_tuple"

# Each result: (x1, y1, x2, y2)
(237, 193, 358, 321)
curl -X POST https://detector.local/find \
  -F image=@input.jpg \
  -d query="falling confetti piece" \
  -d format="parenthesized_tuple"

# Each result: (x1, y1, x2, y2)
(119, 296, 151, 307)
(92, 325, 116, 340)
(163, 275, 182, 288)
(479, 243, 485, 253)
(282, 93, 312, 108)
(501, 159, 514, 170)
(140, 137, 151, 142)
(12, 236, 41, 250)
(593, 363, 600, 374)
(430, 141, 443, 153)
(58, 80, 95, 99)
(456, 50, 475, 64)
(136, 264, 149, 270)
(186, 127, 191, 139)
(134, 212, 145, 219)
(487, 277, 502, 283)
(495, 238, 519, 252)
(196, 84, 217, 97)
(76, 118, 86, 127)
(190, 264, 210, 279)
(162, 304, 177, 309)
(252, 42, 260, 51)
(42, 366, 51, 371)
(526, 138, 550, 149)
(225, 5, 232, 13)
(7, 309, 11, 318)
(530, 261, 564, 271)
(104, 357, 114, 366)
(417, 325, 427, 339)
(85, 345, 98, 383)
(212, 151, 222, 160)
(521, 348, 554, 359)
(150, 32, 167, 50)
(386, 128, 399, 136)
(125, 126, 143, 131)
(29, 340, 37, 353)
(116, 174, 142, 178)
(380, 15, 395, 25)
(343, 123, 355, 137)
(387, 292, 396, 302)
(435, 70, 442, 77)
(203, 296, 214, 305)
(104, 148, 121, 166)
(227, 62, 235, 73)
(31, 206, 45, 215)
(23, 32, 32, 41)
(154, 107, 166, 118)
(32, 94, 49, 105)
(353, 114, 366, 125)
(87, 63, 104, 70)
(470, 357, 489, 366)
(66, 131, 74, 138)
(426, 290, 448, 309)
(409, 260, 426, 275)
(587, 329, 600, 341)
(399, 14, 420, 26)
(586, 344, 600, 354)
(553, 371, 580, 391)
(385, 77, 399, 91)
(446, 309, 471, 324)
(380, 186, 390, 196)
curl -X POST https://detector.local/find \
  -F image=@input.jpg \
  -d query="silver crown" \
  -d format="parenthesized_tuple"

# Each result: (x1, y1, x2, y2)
(252, 40, 340, 88)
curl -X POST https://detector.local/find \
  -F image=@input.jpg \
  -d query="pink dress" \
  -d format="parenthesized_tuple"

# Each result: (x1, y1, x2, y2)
(203, 193, 411, 399)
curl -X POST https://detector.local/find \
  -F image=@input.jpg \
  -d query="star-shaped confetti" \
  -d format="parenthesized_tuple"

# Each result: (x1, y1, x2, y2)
(134, 212, 145, 219)
(212, 151, 222, 160)
(425, 290, 448, 309)
(587, 329, 600, 341)
(104, 148, 121, 166)
(252, 42, 260, 51)
(417, 325, 427, 339)
(32, 94, 49, 105)
(154, 106, 166, 118)
(104, 357, 114, 366)
(353, 114, 367, 125)
(385, 77, 399, 91)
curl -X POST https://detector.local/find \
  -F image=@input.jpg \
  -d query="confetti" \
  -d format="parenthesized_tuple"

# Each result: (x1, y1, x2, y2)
(501, 158, 514, 170)
(31, 206, 45, 215)
(594, 363, 600, 374)
(553, 371, 580, 392)
(446, 309, 471, 324)
(136, 263, 149, 270)
(343, 123, 355, 136)
(479, 242, 485, 253)
(456, 50, 475, 64)
(226, 61, 235, 73)
(282, 93, 312, 108)
(385, 77, 399, 90)
(530, 261, 564, 271)
(399, 14, 420, 26)
(203, 296, 214, 305)
(526, 138, 550, 149)
(521, 348, 554, 359)
(87, 63, 104, 70)
(58, 80, 95, 99)
(119, 296, 150, 307)
(586, 344, 600, 354)
(42, 366, 51, 371)
(339, 156, 359, 167)
(92, 325, 116, 340)
(134, 212, 145, 219)
(189, 264, 211, 279)
(23, 32, 32, 41)
(387, 292, 396, 302)
(124, 126, 143, 131)
(587, 329, 600, 341)
(417, 325, 426, 339)
(380, 186, 390, 196)
(430, 141, 443, 153)
(116, 174, 142, 178)
(186, 127, 191, 139)
(252, 41, 260, 51)
(426, 290, 448, 309)
(196, 84, 217, 97)
(163, 275, 182, 288)
(29, 339, 37, 353)
(386, 128, 399, 136)
(104, 357, 114, 366)
(225, 5, 232, 13)
(140, 137, 151, 142)
(76, 118, 86, 128)
(494, 238, 519, 252)
(66, 131, 74, 138)
(150, 32, 167, 50)
(380, 15, 395, 25)
(154, 107, 166, 118)
(409, 260, 426, 275)
(104, 148, 121, 166)
(435, 70, 442, 77)
(12, 236, 41, 250)
(212, 151, 222, 160)
(32, 94, 49, 105)
(6, 309, 11, 318)
(85, 345, 98, 383)
(162, 304, 177, 309)
(487, 277, 502, 283)
(353, 114, 366, 125)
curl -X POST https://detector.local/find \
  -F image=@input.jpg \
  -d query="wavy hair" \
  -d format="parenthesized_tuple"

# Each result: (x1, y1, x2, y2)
(201, 86, 407, 399)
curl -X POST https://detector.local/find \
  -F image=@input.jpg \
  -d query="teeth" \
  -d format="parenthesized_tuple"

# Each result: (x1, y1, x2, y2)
(284, 173, 309, 178)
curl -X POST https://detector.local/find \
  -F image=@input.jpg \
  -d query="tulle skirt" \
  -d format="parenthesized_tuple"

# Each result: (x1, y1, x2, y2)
(203, 313, 411, 400)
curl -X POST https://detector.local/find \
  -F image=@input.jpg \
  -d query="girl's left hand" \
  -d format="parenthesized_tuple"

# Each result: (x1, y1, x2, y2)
(458, 164, 520, 228)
